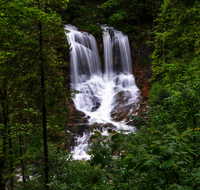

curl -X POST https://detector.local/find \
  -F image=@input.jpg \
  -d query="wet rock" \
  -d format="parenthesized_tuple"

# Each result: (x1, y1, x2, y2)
(88, 122, 117, 132)
(112, 91, 132, 109)
(110, 90, 139, 121)
(101, 123, 117, 129)
(91, 96, 101, 112)
(66, 98, 85, 117)
(111, 104, 132, 122)
(66, 124, 89, 136)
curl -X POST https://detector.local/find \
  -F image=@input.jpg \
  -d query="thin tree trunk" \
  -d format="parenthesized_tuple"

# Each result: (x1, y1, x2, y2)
(19, 104, 26, 183)
(0, 86, 7, 190)
(8, 126, 14, 190)
(93, 0, 95, 24)
(106, 7, 108, 21)
(124, 3, 129, 22)
(163, 39, 165, 61)
(163, 25, 166, 62)
(138, 16, 140, 36)
(0, 156, 5, 190)
(24, 133, 26, 154)
(19, 134, 26, 183)
(152, 0, 155, 33)
(0, 104, 6, 190)
(38, 5, 49, 189)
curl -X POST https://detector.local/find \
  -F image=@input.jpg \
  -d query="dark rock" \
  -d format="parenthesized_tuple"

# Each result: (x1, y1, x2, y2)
(69, 116, 89, 124)
(66, 124, 89, 136)
(101, 123, 117, 129)
(91, 96, 101, 112)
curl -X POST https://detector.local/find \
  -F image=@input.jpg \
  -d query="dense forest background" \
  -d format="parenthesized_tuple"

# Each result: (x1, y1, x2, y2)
(1, 0, 200, 189)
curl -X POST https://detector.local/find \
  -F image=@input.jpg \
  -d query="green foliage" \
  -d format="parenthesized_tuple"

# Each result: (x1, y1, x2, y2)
(90, 124, 200, 189)
(151, 0, 200, 81)
(20, 143, 107, 190)
(129, 115, 147, 127)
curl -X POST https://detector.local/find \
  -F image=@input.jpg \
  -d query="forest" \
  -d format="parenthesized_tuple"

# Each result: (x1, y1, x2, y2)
(0, 0, 200, 189)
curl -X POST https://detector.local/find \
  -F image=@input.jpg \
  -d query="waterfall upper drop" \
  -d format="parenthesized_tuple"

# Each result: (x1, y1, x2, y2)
(65, 25, 101, 87)
(65, 24, 140, 160)
(101, 25, 132, 76)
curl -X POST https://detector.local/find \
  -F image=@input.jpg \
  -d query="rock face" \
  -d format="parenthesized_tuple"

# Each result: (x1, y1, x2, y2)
(66, 98, 85, 117)
(132, 43, 153, 100)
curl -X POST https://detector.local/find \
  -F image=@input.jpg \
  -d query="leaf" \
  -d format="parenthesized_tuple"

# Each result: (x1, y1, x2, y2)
(132, 146, 139, 157)
(94, 131, 101, 136)
(88, 151, 94, 155)
(110, 130, 117, 134)
(101, 147, 107, 155)
(135, 160, 145, 171)
(148, 156, 160, 167)
(105, 155, 113, 163)
(165, 148, 173, 154)
(93, 153, 104, 164)
(111, 133, 121, 141)
(177, 185, 188, 190)
(163, 160, 174, 168)
(107, 129, 112, 133)
(90, 136, 100, 140)
(128, 159, 136, 169)
(152, 147, 161, 155)
(176, 161, 184, 165)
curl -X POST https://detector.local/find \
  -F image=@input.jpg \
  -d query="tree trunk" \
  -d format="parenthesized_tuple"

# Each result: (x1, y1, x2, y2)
(19, 134, 26, 183)
(163, 25, 166, 62)
(93, 0, 95, 24)
(152, 0, 155, 33)
(8, 125, 14, 190)
(138, 16, 140, 36)
(124, 3, 129, 22)
(0, 87, 7, 190)
(24, 133, 26, 154)
(106, 7, 108, 21)
(39, 8, 49, 189)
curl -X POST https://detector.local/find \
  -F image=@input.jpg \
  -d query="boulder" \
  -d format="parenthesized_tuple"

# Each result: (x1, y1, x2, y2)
(112, 91, 132, 109)
(111, 104, 132, 122)
(110, 91, 139, 121)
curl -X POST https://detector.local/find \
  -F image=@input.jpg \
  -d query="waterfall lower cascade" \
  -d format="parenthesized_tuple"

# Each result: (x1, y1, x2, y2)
(65, 24, 140, 160)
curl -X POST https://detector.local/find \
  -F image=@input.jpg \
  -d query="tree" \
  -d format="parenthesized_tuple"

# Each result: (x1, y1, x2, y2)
(0, 0, 69, 188)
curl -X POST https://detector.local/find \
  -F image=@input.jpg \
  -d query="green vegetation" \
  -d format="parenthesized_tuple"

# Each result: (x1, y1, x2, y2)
(1, 0, 200, 189)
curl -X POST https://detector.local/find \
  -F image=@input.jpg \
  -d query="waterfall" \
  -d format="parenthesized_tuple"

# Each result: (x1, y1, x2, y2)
(102, 25, 132, 76)
(65, 24, 140, 160)
(65, 25, 101, 87)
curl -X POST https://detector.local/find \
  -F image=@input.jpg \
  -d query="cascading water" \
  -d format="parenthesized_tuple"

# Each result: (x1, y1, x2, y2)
(65, 24, 140, 160)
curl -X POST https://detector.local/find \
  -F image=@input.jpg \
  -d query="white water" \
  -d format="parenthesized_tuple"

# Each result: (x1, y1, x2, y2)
(65, 25, 140, 160)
